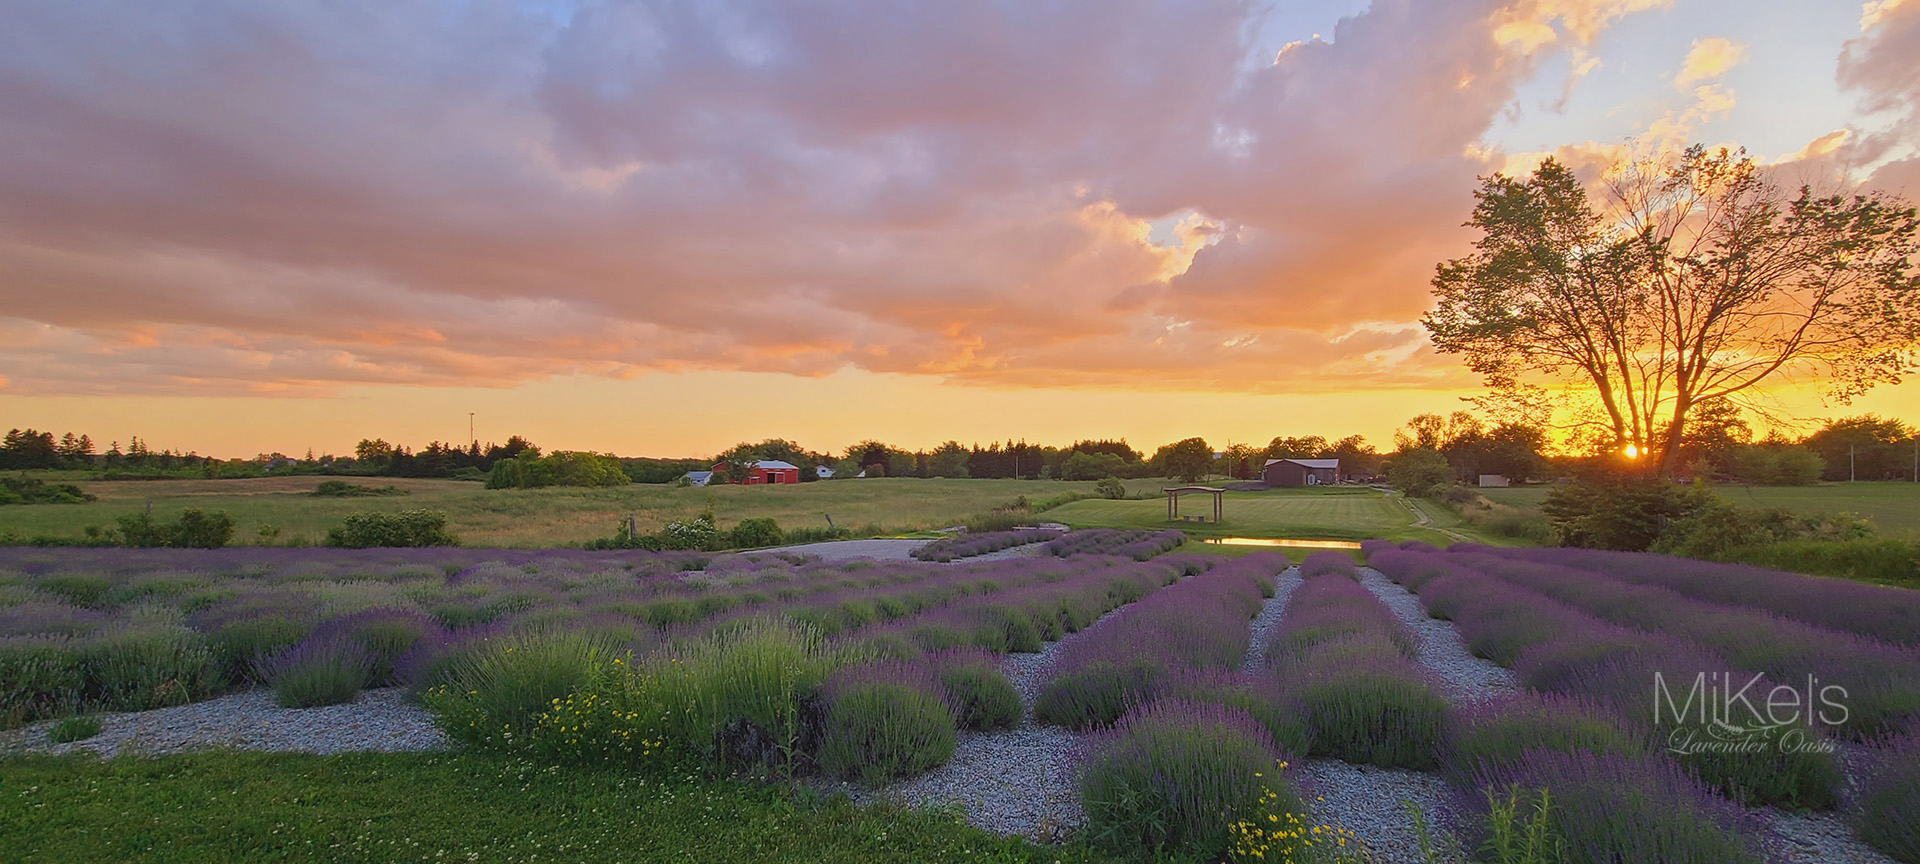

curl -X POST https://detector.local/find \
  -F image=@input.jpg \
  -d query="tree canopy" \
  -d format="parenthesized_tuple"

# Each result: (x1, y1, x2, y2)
(1425, 146, 1920, 473)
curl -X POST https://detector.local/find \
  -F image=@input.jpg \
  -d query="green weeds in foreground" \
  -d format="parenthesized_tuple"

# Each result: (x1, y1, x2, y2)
(0, 750, 1107, 864)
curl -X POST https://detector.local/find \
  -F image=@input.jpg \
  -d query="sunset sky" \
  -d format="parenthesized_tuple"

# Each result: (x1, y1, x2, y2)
(2, 0, 1917, 459)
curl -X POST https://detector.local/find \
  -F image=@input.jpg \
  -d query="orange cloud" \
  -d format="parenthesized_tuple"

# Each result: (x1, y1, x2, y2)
(1675, 37, 1748, 86)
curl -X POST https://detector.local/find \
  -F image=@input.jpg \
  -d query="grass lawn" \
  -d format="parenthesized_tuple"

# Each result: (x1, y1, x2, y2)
(1480, 481, 1920, 541)
(0, 477, 1170, 548)
(1048, 486, 1511, 547)
(0, 751, 1104, 864)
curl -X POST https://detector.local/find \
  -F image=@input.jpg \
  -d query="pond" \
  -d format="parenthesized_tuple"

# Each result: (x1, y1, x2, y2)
(1201, 537, 1363, 550)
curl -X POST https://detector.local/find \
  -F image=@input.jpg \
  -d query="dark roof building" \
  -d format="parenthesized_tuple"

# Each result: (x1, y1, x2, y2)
(1263, 457, 1341, 487)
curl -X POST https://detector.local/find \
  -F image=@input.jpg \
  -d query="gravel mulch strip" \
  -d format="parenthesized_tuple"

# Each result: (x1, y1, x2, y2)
(1294, 758, 1451, 864)
(1760, 807, 1898, 864)
(0, 687, 446, 758)
(845, 607, 1137, 839)
(1241, 567, 1302, 672)
(1356, 566, 1519, 702)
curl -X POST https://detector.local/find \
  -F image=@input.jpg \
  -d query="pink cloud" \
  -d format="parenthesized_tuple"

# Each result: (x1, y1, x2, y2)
(0, 0, 1672, 397)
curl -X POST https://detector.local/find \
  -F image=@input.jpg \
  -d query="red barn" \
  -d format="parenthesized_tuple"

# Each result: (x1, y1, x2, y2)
(713, 460, 802, 485)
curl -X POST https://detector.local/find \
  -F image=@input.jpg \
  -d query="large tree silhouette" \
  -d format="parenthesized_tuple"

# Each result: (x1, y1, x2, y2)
(1426, 146, 1920, 473)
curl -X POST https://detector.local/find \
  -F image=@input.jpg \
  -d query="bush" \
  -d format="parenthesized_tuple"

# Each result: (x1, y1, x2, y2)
(927, 649, 1020, 731)
(311, 481, 406, 497)
(47, 714, 102, 743)
(650, 618, 843, 774)
(258, 631, 373, 708)
(1471, 749, 1765, 864)
(727, 518, 784, 549)
(1855, 731, 1920, 863)
(79, 624, 219, 711)
(1287, 654, 1448, 770)
(306, 608, 440, 686)
(1653, 501, 1874, 561)
(1542, 476, 1712, 551)
(1442, 693, 1644, 787)
(113, 509, 235, 549)
(0, 477, 95, 506)
(1095, 476, 1126, 499)
(1726, 538, 1920, 587)
(422, 629, 617, 751)
(324, 510, 459, 548)
(0, 635, 85, 727)
(818, 662, 957, 784)
(1080, 700, 1303, 861)
(486, 450, 629, 489)
(1388, 448, 1453, 497)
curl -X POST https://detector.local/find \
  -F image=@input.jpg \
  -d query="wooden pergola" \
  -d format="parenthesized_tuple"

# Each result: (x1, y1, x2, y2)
(1163, 485, 1225, 523)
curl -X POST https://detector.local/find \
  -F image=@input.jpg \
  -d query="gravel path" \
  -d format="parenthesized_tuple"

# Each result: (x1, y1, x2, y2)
(848, 607, 1124, 839)
(1295, 759, 1452, 864)
(1356, 566, 1519, 703)
(0, 687, 445, 758)
(748, 538, 932, 562)
(1240, 567, 1301, 672)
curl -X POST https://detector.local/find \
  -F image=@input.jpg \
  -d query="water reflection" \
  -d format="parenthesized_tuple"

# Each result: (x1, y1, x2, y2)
(1202, 537, 1362, 550)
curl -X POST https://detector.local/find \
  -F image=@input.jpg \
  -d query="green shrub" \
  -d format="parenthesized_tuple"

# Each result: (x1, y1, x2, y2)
(113, 509, 235, 549)
(727, 518, 785, 549)
(650, 618, 844, 774)
(260, 633, 371, 709)
(1292, 663, 1447, 770)
(79, 625, 219, 711)
(1094, 477, 1127, 499)
(1542, 476, 1712, 551)
(0, 477, 95, 505)
(1726, 538, 1920, 587)
(0, 636, 85, 727)
(47, 714, 103, 743)
(1080, 700, 1303, 861)
(311, 481, 406, 497)
(422, 630, 616, 750)
(325, 510, 459, 548)
(207, 616, 314, 684)
(928, 653, 1020, 731)
(525, 663, 674, 770)
(1034, 659, 1160, 730)
(38, 573, 111, 607)
(818, 664, 957, 785)
(1388, 449, 1454, 497)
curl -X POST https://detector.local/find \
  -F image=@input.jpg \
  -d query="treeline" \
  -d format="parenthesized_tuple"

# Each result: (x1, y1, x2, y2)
(5, 412, 1910, 489)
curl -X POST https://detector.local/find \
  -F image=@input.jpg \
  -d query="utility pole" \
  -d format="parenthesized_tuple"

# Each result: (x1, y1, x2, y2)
(468, 413, 475, 450)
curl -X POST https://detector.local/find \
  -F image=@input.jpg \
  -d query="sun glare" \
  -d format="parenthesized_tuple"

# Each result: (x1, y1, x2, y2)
(1624, 444, 1640, 458)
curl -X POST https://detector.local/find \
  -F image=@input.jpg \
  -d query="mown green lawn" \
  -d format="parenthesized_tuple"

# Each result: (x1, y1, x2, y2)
(1480, 481, 1920, 541)
(0, 751, 1104, 864)
(0, 476, 1168, 548)
(1048, 486, 1509, 547)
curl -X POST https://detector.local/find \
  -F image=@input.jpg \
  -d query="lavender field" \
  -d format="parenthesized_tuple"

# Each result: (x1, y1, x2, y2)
(4, 537, 1918, 863)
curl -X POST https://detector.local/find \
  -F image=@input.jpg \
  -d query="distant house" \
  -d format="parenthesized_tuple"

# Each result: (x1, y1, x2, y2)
(1478, 474, 1510, 488)
(1263, 458, 1340, 487)
(815, 465, 836, 479)
(711, 460, 801, 485)
(684, 471, 713, 487)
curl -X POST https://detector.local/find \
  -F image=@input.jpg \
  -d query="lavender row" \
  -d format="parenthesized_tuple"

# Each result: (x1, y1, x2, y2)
(1264, 550, 1446, 770)
(909, 528, 1062, 562)
(1033, 551, 1287, 730)
(0, 547, 1196, 727)
(1469, 544, 1920, 647)
(1370, 546, 1844, 811)
(1446, 547, 1920, 739)
(1042, 528, 1187, 561)
(1368, 549, 1782, 862)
